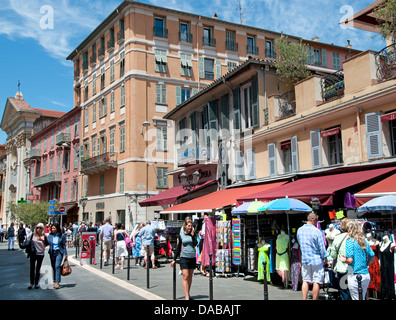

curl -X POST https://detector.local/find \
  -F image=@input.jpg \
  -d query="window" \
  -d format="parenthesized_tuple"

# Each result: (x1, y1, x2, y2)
(204, 58, 214, 80)
(265, 39, 275, 58)
(84, 79, 89, 101)
(245, 148, 256, 180)
(85, 107, 89, 127)
(110, 91, 115, 113)
(179, 21, 191, 43)
(203, 26, 214, 47)
(91, 135, 96, 157)
(119, 168, 124, 193)
(227, 61, 238, 72)
(313, 49, 321, 66)
(175, 86, 191, 105)
(154, 49, 167, 73)
(323, 128, 343, 165)
(120, 51, 125, 76)
(74, 148, 78, 169)
(92, 102, 96, 123)
(180, 53, 192, 76)
(100, 66, 105, 90)
(92, 73, 97, 95)
(155, 83, 167, 104)
(332, 52, 341, 69)
(109, 129, 115, 154)
(64, 182, 68, 202)
(226, 30, 237, 51)
(121, 85, 125, 107)
(120, 125, 125, 153)
(83, 177, 87, 197)
(280, 136, 299, 173)
(156, 167, 168, 188)
(247, 36, 257, 55)
(110, 59, 115, 82)
(154, 16, 167, 38)
(156, 126, 168, 151)
(240, 77, 259, 129)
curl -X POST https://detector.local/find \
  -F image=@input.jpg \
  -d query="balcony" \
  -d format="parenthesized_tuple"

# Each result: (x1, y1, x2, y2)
(277, 90, 296, 119)
(247, 45, 259, 56)
(179, 32, 192, 43)
(81, 152, 118, 175)
(321, 70, 345, 102)
(375, 43, 396, 82)
(98, 46, 105, 60)
(34, 172, 61, 187)
(226, 40, 238, 52)
(29, 149, 41, 160)
(117, 30, 125, 44)
(107, 38, 115, 52)
(89, 54, 96, 67)
(153, 26, 168, 39)
(203, 37, 216, 48)
(177, 143, 211, 166)
(56, 133, 70, 146)
(82, 61, 89, 73)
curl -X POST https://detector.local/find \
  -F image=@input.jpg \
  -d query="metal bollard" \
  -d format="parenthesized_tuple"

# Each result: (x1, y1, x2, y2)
(146, 246, 150, 289)
(112, 240, 115, 274)
(263, 260, 269, 300)
(127, 248, 131, 280)
(209, 253, 213, 300)
(173, 259, 176, 300)
(100, 236, 103, 269)
(356, 274, 363, 300)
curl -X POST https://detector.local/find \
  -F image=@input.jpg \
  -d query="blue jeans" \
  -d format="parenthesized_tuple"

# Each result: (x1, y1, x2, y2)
(8, 236, 15, 249)
(50, 250, 64, 283)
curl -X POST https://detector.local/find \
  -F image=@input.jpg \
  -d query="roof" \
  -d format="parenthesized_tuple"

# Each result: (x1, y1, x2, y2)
(32, 108, 66, 118)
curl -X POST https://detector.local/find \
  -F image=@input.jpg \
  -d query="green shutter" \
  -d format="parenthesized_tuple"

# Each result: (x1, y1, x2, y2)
(221, 94, 229, 132)
(232, 88, 240, 132)
(175, 86, 181, 106)
(199, 56, 204, 78)
(250, 77, 259, 127)
(215, 59, 221, 79)
(321, 49, 327, 67)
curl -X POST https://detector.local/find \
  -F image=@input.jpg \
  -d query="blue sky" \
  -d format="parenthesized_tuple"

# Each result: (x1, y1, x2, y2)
(0, 0, 385, 144)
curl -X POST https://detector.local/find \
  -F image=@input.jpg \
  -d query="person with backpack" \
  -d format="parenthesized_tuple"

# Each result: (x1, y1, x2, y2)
(17, 223, 26, 251)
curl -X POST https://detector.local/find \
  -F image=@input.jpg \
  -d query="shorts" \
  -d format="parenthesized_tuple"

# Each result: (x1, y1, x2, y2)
(142, 245, 154, 257)
(103, 239, 112, 251)
(301, 264, 324, 284)
(180, 257, 196, 270)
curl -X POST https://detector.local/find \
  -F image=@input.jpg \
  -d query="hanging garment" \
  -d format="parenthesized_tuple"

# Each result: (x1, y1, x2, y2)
(328, 210, 336, 220)
(276, 233, 290, 271)
(200, 216, 218, 267)
(368, 245, 381, 292)
(379, 242, 396, 300)
(290, 246, 301, 291)
(258, 245, 271, 282)
(269, 240, 275, 274)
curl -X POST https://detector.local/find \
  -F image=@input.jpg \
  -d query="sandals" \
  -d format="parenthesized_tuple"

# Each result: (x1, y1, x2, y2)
(28, 284, 33, 290)
(115, 265, 120, 269)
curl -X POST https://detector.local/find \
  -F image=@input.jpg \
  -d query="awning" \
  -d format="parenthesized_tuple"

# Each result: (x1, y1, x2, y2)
(160, 181, 286, 214)
(355, 172, 396, 207)
(237, 167, 396, 206)
(138, 180, 217, 207)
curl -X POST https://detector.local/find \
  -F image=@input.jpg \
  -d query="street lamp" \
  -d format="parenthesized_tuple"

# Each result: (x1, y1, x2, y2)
(79, 197, 87, 220)
(180, 170, 200, 200)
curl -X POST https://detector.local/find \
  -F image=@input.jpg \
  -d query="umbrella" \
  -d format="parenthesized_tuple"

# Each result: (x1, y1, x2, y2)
(357, 195, 396, 230)
(247, 200, 267, 214)
(232, 200, 267, 241)
(258, 197, 313, 212)
(231, 201, 253, 215)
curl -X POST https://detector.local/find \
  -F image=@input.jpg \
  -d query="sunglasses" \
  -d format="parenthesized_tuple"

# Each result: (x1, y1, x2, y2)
(36, 227, 43, 229)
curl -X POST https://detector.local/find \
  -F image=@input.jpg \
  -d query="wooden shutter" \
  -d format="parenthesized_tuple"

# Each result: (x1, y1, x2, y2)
(250, 77, 259, 127)
(235, 150, 245, 181)
(366, 112, 383, 159)
(221, 94, 230, 132)
(268, 143, 277, 177)
(246, 148, 256, 180)
(310, 130, 322, 169)
(199, 56, 204, 78)
(232, 88, 241, 132)
(175, 86, 181, 106)
(321, 49, 327, 67)
(291, 135, 299, 172)
(215, 59, 221, 79)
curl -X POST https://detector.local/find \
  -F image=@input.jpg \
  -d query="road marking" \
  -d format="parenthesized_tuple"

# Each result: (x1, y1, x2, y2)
(68, 256, 165, 300)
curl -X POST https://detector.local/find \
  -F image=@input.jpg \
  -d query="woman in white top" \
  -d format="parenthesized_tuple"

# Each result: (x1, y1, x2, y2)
(29, 223, 49, 289)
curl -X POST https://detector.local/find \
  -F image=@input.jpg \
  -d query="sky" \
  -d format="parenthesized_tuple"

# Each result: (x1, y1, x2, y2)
(0, 0, 386, 145)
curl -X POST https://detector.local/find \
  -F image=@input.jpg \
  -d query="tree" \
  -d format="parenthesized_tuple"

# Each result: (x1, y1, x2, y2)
(274, 35, 312, 84)
(374, 0, 396, 42)
(8, 201, 50, 227)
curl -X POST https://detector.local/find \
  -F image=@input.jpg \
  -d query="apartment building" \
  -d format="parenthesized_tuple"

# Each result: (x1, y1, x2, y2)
(28, 107, 81, 223)
(66, 0, 359, 229)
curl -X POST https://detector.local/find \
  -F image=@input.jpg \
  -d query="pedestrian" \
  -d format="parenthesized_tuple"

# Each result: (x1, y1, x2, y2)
(0, 225, 4, 242)
(28, 223, 49, 289)
(65, 226, 73, 248)
(17, 223, 26, 251)
(170, 217, 197, 300)
(25, 225, 32, 239)
(132, 223, 144, 266)
(330, 218, 352, 300)
(47, 223, 68, 289)
(339, 220, 375, 300)
(114, 223, 129, 270)
(100, 218, 114, 266)
(7, 222, 16, 251)
(138, 221, 156, 269)
(296, 212, 329, 300)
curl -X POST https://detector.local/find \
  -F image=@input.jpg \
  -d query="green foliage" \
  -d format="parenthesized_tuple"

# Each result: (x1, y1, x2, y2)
(274, 35, 312, 84)
(8, 200, 51, 227)
(374, 0, 396, 41)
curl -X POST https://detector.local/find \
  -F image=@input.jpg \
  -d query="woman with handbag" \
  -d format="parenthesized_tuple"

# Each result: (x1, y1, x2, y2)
(28, 223, 48, 289)
(114, 223, 129, 270)
(48, 223, 68, 289)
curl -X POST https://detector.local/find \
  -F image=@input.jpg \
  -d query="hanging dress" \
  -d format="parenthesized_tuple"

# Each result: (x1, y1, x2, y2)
(276, 233, 290, 283)
(368, 245, 381, 292)
(290, 246, 301, 291)
(379, 242, 395, 300)
(257, 245, 271, 282)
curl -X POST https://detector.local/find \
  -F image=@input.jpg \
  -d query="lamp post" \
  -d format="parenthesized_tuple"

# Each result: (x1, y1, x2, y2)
(79, 197, 88, 220)
(180, 170, 200, 200)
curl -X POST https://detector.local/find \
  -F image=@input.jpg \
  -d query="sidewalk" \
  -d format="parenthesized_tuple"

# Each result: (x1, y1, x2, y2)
(68, 242, 334, 300)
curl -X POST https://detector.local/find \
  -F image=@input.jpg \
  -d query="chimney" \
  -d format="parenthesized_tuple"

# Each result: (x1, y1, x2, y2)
(346, 40, 352, 48)
(311, 36, 319, 42)
(212, 13, 218, 19)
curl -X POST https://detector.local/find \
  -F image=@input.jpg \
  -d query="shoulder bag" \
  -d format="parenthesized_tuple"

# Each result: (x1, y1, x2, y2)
(332, 234, 348, 269)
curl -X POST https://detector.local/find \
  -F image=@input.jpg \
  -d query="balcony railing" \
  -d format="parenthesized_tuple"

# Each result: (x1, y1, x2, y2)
(153, 27, 168, 39)
(179, 32, 192, 43)
(117, 30, 125, 43)
(226, 40, 238, 52)
(56, 133, 70, 146)
(203, 37, 216, 48)
(34, 172, 61, 187)
(81, 152, 118, 175)
(107, 38, 115, 52)
(29, 149, 41, 159)
(278, 90, 296, 119)
(321, 70, 345, 101)
(98, 46, 105, 60)
(375, 43, 396, 82)
(247, 45, 259, 56)
(89, 54, 96, 67)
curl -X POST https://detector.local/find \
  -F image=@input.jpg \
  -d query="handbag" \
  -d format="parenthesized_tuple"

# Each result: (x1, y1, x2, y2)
(61, 258, 72, 276)
(332, 234, 348, 269)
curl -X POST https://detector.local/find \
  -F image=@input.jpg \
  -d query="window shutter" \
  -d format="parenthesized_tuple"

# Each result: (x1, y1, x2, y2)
(192, 88, 198, 96)
(175, 86, 182, 106)
(199, 56, 205, 78)
(208, 100, 219, 134)
(321, 49, 327, 67)
(268, 143, 277, 177)
(162, 84, 167, 104)
(220, 94, 230, 132)
(310, 130, 322, 169)
(98, 100, 102, 118)
(215, 59, 221, 79)
(232, 88, 241, 132)
(291, 135, 299, 172)
(103, 97, 107, 116)
(155, 84, 161, 104)
(235, 150, 245, 181)
(366, 112, 383, 159)
(246, 148, 256, 180)
(250, 77, 259, 127)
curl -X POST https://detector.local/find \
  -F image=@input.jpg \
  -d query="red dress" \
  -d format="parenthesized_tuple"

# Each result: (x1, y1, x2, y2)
(368, 245, 381, 291)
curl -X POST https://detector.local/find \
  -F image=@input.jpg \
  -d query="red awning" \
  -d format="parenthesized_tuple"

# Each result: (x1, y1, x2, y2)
(320, 127, 340, 138)
(160, 181, 286, 214)
(381, 111, 396, 123)
(354, 172, 396, 206)
(237, 167, 396, 206)
(139, 180, 217, 207)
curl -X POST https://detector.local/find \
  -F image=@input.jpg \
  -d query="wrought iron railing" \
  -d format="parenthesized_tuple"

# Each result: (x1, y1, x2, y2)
(81, 152, 118, 173)
(321, 70, 345, 101)
(203, 37, 216, 48)
(375, 43, 396, 82)
(153, 27, 168, 38)
(226, 40, 238, 52)
(278, 90, 296, 119)
(34, 172, 61, 187)
(179, 32, 192, 43)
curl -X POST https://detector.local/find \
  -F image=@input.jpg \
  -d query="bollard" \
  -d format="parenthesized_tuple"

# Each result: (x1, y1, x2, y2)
(356, 274, 363, 300)
(127, 247, 131, 280)
(100, 236, 103, 269)
(173, 259, 176, 300)
(89, 239, 93, 265)
(146, 246, 150, 289)
(75, 237, 78, 259)
(263, 260, 269, 300)
(209, 253, 213, 300)
(112, 240, 115, 274)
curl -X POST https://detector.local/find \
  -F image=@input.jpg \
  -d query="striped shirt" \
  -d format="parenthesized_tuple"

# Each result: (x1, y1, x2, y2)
(297, 224, 327, 265)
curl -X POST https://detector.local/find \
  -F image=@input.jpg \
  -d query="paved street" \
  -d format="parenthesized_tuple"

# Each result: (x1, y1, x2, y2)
(0, 240, 339, 302)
